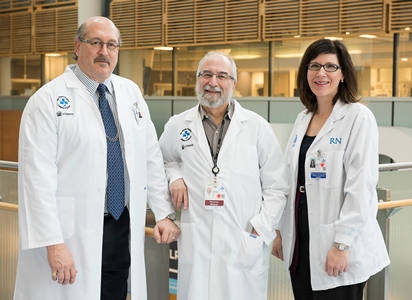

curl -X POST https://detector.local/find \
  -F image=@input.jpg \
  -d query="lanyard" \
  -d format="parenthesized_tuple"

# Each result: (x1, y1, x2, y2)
(206, 113, 228, 176)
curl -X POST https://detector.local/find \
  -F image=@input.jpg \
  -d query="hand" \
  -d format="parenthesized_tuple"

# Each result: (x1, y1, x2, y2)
(47, 243, 77, 285)
(325, 246, 349, 277)
(154, 218, 181, 244)
(271, 230, 284, 260)
(170, 178, 189, 210)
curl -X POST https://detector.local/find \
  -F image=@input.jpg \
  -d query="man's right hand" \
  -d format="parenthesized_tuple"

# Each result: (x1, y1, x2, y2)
(170, 178, 189, 210)
(47, 243, 77, 285)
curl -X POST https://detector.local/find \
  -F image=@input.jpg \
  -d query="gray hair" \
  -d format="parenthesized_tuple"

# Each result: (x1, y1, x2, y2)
(196, 51, 237, 81)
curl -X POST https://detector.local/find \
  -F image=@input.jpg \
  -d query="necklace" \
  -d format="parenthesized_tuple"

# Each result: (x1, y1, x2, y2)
(99, 106, 120, 142)
(106, 127, 119, 142)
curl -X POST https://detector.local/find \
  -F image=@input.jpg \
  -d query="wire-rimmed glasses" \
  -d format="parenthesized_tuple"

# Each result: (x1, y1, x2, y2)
(198, 71, 235, 81)
(79, 38, 120, 50)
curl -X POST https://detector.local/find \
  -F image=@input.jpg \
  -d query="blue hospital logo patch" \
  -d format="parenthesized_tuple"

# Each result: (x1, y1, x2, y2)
(180, 128, 192, 141)
(57, 96, 70, 109)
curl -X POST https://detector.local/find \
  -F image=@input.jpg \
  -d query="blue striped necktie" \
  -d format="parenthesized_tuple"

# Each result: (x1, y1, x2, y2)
(97, 83, 125, 220)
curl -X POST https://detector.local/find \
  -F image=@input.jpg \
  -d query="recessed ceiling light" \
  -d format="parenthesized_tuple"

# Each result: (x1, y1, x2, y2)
(325, 37, 343, 40)
(154, 47, 173, 51)
(232, 55, 261, 60)
(275, 53, 303, 58)
(359, 34, 376, 39)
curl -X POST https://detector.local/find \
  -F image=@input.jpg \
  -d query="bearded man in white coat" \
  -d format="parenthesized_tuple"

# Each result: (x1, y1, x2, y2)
(14, 16, 180, 300)
(159, 51, 288, 300)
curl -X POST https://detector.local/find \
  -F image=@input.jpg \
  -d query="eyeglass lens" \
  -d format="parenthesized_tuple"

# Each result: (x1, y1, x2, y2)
(200, 71, 231, 80)
(82, 38, 118, 50)
(308, 63, 340, 72)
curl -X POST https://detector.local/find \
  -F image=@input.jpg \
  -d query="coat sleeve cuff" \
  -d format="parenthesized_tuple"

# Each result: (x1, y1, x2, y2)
(250, 216, 277, 245)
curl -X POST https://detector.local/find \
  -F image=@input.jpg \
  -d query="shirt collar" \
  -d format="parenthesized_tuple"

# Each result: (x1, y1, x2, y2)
(199, 99, 235, 120)
(71, 64, 113, 96)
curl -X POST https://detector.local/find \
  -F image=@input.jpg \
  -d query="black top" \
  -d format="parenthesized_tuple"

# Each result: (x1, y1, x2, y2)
(298, 134, 316, 205)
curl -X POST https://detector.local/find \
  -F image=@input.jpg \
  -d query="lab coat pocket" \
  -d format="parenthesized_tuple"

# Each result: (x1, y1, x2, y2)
(318, 150, 344, 189)
(56, 197, 75, 239)
(233, 231, 264, 270)
(178, 223, 196, 264)
(231, 144, 258, 176)
(130, 103, 147, 128)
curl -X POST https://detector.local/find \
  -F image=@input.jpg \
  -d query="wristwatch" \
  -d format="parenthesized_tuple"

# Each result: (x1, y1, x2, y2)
(166, 213, 176, 221)
(333, 242, 349, 251)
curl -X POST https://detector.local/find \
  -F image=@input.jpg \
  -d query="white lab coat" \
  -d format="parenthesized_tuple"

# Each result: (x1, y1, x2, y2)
(159, 101, 288, 300)
(14, 66, 174, 300)
(281, 100, 390, 290)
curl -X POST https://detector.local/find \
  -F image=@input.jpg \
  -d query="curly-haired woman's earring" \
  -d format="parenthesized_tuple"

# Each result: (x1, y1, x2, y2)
(340, 79, 344, 83)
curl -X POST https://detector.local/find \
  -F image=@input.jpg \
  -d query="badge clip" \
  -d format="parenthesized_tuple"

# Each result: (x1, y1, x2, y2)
(134, 102, 142, 119)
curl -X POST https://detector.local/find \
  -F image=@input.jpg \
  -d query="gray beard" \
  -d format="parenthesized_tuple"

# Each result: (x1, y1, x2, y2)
(196, 84, 233, 109)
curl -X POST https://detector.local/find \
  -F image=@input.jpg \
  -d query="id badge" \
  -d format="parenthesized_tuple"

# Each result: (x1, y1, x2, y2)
(204, 180, 225, 210)
(310, 152, 327, 179)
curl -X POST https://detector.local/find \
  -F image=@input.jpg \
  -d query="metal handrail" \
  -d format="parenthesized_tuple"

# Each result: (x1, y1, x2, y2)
(2, 160, 412, 235)
(0, 202, 156, 237)
(379, 162, 412, 172)
(0, 160, 18, 169)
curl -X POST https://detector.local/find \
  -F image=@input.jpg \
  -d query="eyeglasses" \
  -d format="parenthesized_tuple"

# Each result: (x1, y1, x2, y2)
(79, 38, 120, 50)
(198, 71, 235, 81)
(307, 63, 342, 72)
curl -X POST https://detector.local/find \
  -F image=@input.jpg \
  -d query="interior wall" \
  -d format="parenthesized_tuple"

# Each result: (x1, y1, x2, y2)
(0, 111, 22, 162)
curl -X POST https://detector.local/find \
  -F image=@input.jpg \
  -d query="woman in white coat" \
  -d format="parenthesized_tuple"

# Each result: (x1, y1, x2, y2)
(271, 39, 390, 300)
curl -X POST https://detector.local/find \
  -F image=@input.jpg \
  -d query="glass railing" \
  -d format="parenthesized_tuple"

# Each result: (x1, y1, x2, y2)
(1, 161, 412, 299)
(0, 160, 18, 300)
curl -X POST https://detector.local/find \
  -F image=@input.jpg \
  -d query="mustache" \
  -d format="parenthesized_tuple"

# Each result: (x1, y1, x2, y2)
(94, 56, 110, 65)
(203, 85, 222, 93)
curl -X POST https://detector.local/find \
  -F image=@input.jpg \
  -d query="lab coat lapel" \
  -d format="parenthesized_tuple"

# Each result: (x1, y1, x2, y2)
(218, 100, 244, 158)
(110, 77, 129, 127)
(186, 105, 214, 167)
(311, 100, 346, 148)
(63, 67, 97, 110)
(290, 111, 313, 173)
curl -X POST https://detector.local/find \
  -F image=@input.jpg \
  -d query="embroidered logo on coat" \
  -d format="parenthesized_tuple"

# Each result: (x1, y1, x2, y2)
(180, 128, 192, 141)
(57, 96, 70, 109)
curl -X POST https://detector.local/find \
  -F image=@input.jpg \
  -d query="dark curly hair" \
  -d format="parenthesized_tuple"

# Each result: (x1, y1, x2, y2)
(297, 39, 360, 112)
